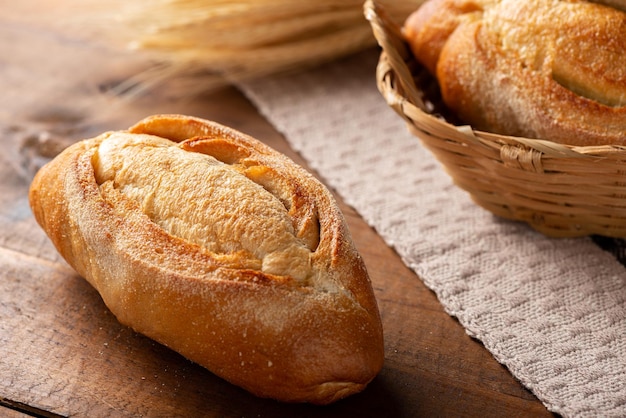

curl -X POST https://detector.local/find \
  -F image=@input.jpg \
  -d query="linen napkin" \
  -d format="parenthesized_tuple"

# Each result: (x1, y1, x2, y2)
(239, 49, 626, 418)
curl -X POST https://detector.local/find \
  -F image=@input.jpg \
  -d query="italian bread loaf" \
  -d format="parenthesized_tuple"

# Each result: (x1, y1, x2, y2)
(403, 0, 626, 146)
(29, 114, 384, 404)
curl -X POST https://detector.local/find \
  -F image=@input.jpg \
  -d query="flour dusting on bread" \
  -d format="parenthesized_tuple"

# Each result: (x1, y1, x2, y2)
(93, 131, 312, 282)
(29, 115, 384, 404)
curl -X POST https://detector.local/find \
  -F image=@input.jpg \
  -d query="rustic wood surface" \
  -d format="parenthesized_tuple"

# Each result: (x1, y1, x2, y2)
(0, 3, 556, 417)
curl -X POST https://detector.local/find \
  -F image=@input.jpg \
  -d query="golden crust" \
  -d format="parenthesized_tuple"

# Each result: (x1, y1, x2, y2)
(403, 0, 626, 146)
(29, 114, 384, 404)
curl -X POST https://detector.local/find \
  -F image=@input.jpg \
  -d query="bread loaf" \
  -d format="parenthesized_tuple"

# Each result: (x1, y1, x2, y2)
(29, 114, 384, 404)
(403, 0, 626, 146)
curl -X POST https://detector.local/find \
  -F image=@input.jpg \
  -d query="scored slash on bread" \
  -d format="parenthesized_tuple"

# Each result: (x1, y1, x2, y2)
(29, 114, 384, 404)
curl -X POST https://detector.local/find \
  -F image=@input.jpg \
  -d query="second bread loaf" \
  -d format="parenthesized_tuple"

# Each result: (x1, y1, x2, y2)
(403, 0, 626, 146)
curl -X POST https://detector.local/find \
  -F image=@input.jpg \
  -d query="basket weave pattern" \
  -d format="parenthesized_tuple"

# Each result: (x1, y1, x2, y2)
(365, 0, 626, 238)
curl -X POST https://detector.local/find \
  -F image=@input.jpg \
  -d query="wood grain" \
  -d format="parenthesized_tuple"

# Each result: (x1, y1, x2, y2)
(0, 3, 555, 416)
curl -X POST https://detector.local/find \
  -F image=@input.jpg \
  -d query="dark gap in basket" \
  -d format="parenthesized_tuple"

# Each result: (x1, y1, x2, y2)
(408, 56, 464, 126)
(592, 235, 626, 266)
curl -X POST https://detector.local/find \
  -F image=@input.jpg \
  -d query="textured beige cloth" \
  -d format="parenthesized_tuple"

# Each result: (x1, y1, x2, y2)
(239, 49, 626, 418)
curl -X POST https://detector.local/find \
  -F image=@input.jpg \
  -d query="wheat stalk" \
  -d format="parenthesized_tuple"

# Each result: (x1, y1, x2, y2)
(102, 0, 425, 94)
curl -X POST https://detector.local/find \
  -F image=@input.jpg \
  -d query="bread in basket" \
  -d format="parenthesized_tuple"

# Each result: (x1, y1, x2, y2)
(364, 0, 626, 238)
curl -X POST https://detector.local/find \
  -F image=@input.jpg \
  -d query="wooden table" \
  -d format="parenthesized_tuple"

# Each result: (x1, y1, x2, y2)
(0, 5, 556, 418)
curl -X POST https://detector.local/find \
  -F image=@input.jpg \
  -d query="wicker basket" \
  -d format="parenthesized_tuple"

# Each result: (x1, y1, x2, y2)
(364, 0, 626, 238)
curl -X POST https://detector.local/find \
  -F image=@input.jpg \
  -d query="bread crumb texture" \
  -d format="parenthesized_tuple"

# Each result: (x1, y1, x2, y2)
(481, 0, 626, 107)
(92, 132, 313, 282)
